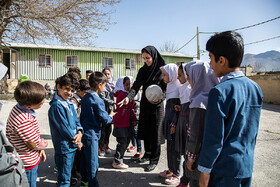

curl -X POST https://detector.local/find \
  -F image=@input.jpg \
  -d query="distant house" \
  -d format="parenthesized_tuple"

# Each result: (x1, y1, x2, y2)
(1, 43, 193, 81)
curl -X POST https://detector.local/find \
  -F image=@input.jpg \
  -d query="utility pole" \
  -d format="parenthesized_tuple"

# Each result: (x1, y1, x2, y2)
(197, 26, 200, 60)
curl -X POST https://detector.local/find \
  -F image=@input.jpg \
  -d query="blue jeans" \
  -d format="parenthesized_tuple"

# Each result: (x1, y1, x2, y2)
(55, 151, 76, 187)
(131, 129, 142, 153)
(25, 164, 38, 187)
(83, 138, 99, 187)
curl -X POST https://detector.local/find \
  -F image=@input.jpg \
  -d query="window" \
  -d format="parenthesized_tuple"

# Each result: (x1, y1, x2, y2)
(103, 57, 113, 68)
(125, 58, 136, 69)
(39, 54, 51, 67)
(66, 55, 78, 67)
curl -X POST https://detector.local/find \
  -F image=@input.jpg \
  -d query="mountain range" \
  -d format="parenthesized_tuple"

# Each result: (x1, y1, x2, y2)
(241, 50, 280, 72)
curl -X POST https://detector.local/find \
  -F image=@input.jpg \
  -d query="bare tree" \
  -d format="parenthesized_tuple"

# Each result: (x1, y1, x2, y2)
(159, 41, 178, 53)
(0, 0, 120, 46)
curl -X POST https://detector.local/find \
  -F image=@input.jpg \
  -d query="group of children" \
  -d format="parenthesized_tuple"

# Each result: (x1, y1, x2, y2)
(3, 30, 263, 187)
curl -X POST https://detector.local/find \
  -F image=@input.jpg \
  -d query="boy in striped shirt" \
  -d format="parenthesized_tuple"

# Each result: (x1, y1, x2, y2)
(6, 81, 48, 187)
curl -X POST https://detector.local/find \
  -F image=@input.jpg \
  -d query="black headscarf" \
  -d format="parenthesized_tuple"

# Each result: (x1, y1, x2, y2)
(141, 46, 166, 83)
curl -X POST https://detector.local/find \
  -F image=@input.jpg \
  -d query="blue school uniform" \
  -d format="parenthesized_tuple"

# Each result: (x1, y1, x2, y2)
(48, 92, 83, 186)
(80, 90, 112, 187)
(198, 71, 263, 186)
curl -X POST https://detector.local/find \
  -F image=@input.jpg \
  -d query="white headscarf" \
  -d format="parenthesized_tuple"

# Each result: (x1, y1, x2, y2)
(179, 63, 192, 104)
(113, 76, 134, 93)
(160, 63, 180, 100)
(184, 60, 220, 109)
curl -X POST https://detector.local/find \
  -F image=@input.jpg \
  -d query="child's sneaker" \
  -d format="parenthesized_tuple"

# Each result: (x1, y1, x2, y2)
(159, 169, 173, 178)
(105, 144, 112, 154)
(165, 175, 180, 185)
(99, 147, 105, 156)
(127, 146, 136, 152)
(131, 152, 143, 160)
(112, 161, 129, 169)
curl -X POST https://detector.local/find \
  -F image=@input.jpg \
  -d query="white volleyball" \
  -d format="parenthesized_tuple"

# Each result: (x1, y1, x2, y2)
(145, 84, 163, 102)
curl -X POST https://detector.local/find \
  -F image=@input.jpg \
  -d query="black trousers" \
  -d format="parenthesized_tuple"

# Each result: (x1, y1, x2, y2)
(99, 123, 112, 148)
(114, 136, 130, 164)
(143, 139, 161, 165)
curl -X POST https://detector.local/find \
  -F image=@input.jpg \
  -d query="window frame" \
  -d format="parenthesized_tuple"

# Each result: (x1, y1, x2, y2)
(102, 57, 114, 68)
(39, 54, 52, 67)
(125, 58, 136, 70)
(65, 55, 78, 68)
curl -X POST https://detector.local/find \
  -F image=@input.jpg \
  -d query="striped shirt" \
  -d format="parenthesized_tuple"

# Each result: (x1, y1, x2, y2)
(6, 105, 44, 169)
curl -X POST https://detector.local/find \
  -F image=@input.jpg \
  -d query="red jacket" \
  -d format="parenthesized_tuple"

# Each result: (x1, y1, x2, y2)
(113, 90, 136, 128)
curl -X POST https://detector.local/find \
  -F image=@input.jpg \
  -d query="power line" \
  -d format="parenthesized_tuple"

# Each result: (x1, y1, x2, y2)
(175, 16, 280, 53)
(174, 34, 197, 53)
(245, 35, 280, 46)
(199, 16, 280, 34)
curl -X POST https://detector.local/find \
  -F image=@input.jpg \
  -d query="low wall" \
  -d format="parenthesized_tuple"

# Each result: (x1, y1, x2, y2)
(249, 74, 280, 104)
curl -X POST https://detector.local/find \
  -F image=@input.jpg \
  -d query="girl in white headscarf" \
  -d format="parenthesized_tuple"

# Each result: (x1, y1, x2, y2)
(112, 76, 137, 169)
(174, 63, 192, 186)
(183, 60, 220, 186)
(159, 63, 181, 185)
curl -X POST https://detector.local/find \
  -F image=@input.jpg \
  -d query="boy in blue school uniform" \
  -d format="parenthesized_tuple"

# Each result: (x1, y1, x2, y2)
(49, 72, 83, 186)
(80, 72, 115, 187)
(198, 31, 263, 187)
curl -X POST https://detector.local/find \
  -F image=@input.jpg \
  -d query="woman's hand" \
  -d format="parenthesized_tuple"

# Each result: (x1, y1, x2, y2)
(148, 99, 161, 105)
(118, 97, 129, 107)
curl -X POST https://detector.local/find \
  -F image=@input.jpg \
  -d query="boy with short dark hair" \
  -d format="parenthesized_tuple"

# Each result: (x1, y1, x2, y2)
(6, 80, 48, 187)
(70, 79, 90, 185)
(48, 72, 83, 186)
(80, 71, 115, 186)
(86, 70, 93, 81)
(198, 31, 263, 187)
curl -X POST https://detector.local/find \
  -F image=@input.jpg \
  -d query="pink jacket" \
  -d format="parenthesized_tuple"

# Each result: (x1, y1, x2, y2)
(113, 90, 136, 128)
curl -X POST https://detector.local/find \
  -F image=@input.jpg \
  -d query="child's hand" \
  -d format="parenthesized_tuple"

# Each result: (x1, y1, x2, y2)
(41, 139, 48, 147)
(170, 126, 176, 134)
(174, 105, 181, 111)
(186, 159, 195, 171)
(73, 131, 82, 144)
(118, 97, 129, 108)
(110, 110, 117, 117)
(40, 150, 47, 162)
(78, 143, 83, 151)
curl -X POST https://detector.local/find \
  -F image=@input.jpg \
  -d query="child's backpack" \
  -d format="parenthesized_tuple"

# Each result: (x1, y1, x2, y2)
(0, 131, 29, 187)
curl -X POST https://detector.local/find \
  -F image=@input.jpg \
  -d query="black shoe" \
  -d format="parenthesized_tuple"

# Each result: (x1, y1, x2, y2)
(136, 157, 149, 163)
(144, 163, 157, 172)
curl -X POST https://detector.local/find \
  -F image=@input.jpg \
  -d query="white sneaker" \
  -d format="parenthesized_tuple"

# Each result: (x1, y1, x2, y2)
(112, 161, 129, 169)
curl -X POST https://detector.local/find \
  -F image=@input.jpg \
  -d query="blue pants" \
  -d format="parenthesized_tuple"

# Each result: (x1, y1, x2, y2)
(55, 151, 76, 187)
(80, 147, 88, 182)
(25, 164, 38, 187)
(209, 176, 252, 187)
(131, 129, 142, 153)
(83, 138, 99, 187)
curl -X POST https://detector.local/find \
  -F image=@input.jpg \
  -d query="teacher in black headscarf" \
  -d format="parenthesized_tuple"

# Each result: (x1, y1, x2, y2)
(118, 46, 166, 172)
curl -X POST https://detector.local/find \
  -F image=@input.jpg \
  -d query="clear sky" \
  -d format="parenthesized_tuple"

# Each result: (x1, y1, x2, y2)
(95, 0, 280, 61)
